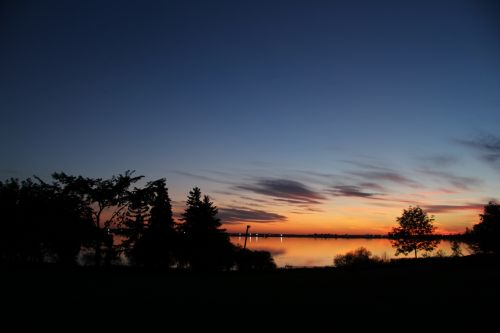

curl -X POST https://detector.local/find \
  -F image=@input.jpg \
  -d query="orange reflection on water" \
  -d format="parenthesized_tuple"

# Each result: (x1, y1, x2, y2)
(231, 236, 457, 267)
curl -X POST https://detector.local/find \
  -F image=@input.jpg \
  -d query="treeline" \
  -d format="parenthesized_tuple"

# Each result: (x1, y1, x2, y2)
(0, 171, 275, 270)
(387, 204, 500, 258)
(462, 201, 500, 255)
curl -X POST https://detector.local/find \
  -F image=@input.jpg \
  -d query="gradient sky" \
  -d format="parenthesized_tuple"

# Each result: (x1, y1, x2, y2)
(1, 0, 500, 234)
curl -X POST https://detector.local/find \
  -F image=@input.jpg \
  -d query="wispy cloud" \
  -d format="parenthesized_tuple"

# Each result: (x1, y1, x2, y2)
(359, 182, 387, 191)
(341, 160, 388, 171)
(418, 154, 459, 167)
(238, 195, 274, 204)
(418, 169, 481, 191)
(218, 207, 287, 224)
(328, 185, 381, 199)
(236, 178, 325, 205)
(457, 134, 500, 169)
(172, 170, 233, 184)
(349, 170, 419, 187)
(422, 204, 484, 214)
(342, 160, 419, 187)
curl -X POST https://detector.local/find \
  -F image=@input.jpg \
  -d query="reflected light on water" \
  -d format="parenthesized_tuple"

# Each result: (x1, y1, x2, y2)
(231, 236, 458, 268)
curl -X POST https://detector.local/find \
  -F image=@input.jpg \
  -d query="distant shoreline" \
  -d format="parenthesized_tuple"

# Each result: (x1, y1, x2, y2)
(227, 233, 462, 239)
(110, 229, 463, 240)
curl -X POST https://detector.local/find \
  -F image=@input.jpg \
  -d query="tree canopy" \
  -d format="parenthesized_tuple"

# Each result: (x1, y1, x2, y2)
(389, 206, 439, 258)
(180, 187, 234, 270)
(124, 179, 177, 267)
(469, 201, 500, 254)
(0, 173, 275, 271)
(53, 171, 142, 265)
(0, 177, 96, 265)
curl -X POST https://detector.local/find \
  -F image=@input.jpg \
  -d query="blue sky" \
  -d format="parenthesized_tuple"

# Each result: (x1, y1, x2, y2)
(1, 0, 499, 233)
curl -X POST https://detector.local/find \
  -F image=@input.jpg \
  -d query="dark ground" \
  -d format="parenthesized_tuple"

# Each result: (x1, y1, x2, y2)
(3, 255, 499, 328)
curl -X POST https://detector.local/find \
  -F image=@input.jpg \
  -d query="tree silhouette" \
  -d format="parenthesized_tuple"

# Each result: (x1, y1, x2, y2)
(180, 187, 234, 270)
(0, 177, 95, 265)
(0, 179, 23, 263)
(125, 179, 177, 267)
(0, 173, 277, 270)
(389, 206, 439, 258)
(121, 186, 150, 263)
(52, 171, 142, 265)
(469, 201, 500, 254)
(42, 178, 96, 265)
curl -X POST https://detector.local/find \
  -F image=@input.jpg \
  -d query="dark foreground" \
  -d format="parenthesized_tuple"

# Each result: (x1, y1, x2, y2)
(4, 255, 499, 327)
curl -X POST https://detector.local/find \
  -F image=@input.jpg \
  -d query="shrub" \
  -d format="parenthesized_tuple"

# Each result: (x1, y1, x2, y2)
(334, 247, 383, 267)
(235, 248, 276, 271)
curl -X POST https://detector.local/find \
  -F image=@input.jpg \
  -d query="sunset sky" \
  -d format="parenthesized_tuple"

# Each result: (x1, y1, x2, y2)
(1, 0, 499, 234)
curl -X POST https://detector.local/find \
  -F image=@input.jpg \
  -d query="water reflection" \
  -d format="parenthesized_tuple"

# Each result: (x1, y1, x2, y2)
(231, 236, 458, 268)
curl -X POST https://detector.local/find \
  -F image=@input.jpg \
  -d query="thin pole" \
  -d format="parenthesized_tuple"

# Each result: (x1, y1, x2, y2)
(243, 225, 251, 250)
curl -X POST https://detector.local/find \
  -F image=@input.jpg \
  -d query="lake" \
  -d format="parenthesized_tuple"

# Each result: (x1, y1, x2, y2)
(230, 236, 464, 267)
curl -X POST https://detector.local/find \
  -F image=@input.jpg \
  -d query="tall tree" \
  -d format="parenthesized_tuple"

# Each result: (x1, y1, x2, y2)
(148, 179, 174, 233)
(389, 206, 439, 258)
(180, 187, 234, 270)
(469, 201, 500, 254)
(121, 186, 150, 262)
(182, 188, 222, 234)
(126, 179, 177, 267)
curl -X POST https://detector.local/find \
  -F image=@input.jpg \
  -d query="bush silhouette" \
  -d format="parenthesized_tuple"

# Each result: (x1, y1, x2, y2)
(235, 247, 276, 271)
(334, 247, 383, 267)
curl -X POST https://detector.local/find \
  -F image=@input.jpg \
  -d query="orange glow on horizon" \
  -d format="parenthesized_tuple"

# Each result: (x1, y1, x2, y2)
(168, 185, 485, 235)
(221, 206, 481, 235)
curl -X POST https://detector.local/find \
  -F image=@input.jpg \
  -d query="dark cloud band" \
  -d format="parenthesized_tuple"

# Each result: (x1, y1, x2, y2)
(457, 135, 500, 170)
(236, 178, 324, 205)
(328, 185, 380, 198)
(219, 207, 287, 223)
(422, 204, 483, 213)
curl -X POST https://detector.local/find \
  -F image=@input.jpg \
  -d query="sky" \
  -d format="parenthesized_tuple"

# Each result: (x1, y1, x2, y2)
(1, 0, 500, 234)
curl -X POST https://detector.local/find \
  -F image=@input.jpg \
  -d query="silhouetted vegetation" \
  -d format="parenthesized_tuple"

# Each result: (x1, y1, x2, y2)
(2, 171, 498, 274)
(389, 206, 439, 258)
(121, 179, 177, 267)
(466, 201, 500, 255)
(451, 241, 463, 257)
(333, 247, 385, 267)
(0, 172, 274, 271)
(180, 187, 235, 270)
(0, 177, 96, 265)
(53, 171, 142, 266)
(235, 247, 276, 271)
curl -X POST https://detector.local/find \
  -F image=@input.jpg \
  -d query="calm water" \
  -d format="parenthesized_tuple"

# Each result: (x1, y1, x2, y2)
(231, 236, 461, 267)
